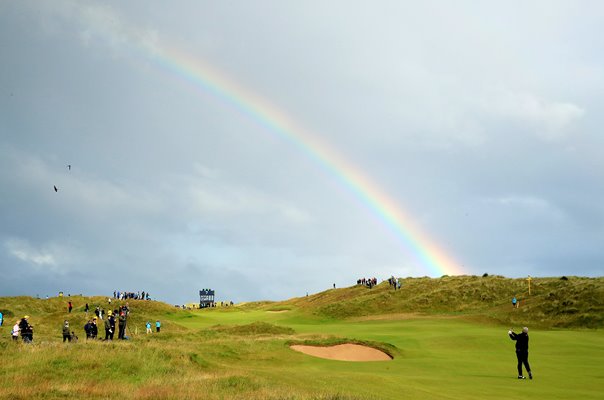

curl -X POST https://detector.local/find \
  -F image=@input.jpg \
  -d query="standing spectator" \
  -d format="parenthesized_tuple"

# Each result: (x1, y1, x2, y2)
(146, 321, 152, 334)
(68, 301, 73, 313)
(85, 303, 89, 315)
(118, 311, 126, 340)
(95, 306, 100, 319)
(12, 321, 20, 341)
(104, 312, 113, 340)
(84, 319, 93, 340)
(62, 320, 71, 342)
(107, 311, 115, 340)
(90, 317, 98, 339)
(19, 316, 33, 343)
(508, 327, 533, 379)
(155, 320, 161, 333)
(0, 311, 3, 326)
(512, 296, 518, 308)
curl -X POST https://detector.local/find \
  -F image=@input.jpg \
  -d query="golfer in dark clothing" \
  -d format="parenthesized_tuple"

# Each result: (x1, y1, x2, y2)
(509, 327, 532, 379)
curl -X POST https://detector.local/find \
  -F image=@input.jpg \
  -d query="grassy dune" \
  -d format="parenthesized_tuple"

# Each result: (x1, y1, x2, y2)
(1, 276, 603, 399)
(285, 275, 604, 328)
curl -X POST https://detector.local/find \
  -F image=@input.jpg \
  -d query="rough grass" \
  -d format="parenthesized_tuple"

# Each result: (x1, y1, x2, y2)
(282, 276, 604, 328)
(1, 275, 603, 399)
(209, 321, 296, 336)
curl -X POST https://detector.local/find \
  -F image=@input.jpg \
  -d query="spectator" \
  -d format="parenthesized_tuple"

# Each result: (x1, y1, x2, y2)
(68, 301, 73, 313)
(155, 320, 161, 333)
(146, 321, 152, 334)
(118, 312, 126, 340)
(62, 320, 71, 342)
(84, 319, 93, 340)
(104, 311, 114, 340)
(19, 316, 33, 343)
(90, 317, 98, 339)
(12, 321, 20, 341)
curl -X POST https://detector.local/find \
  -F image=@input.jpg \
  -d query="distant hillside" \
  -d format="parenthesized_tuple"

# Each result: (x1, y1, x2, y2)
(280, 275, 604, 328)
(2, 276, 602, 335)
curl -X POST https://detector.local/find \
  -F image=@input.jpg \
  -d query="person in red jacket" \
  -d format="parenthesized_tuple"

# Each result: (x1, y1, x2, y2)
(509, 327, 533, 379)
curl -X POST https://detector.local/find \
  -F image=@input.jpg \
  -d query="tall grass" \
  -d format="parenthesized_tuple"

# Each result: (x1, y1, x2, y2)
(1, 276, 603, 399)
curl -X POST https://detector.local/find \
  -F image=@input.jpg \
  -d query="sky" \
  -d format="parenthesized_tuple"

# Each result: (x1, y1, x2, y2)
(1, 0, 603, 304)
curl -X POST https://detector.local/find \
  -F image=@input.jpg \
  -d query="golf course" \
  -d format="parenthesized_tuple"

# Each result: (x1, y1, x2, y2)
(1, 276, 603, 399)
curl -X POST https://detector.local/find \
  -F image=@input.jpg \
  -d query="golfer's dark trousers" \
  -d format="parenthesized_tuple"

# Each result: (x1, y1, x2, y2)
(516, 351, 531, 376)
(118, 325, 125, 339)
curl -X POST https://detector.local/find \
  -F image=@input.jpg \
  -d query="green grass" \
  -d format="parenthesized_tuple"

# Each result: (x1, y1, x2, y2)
(1, 276, 603, 399)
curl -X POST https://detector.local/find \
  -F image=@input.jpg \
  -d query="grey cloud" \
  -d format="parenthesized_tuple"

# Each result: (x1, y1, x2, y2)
(1, 1, 603, 304)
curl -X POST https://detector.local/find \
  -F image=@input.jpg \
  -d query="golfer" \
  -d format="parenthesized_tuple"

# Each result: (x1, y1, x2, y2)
(508, 327, 532, 379)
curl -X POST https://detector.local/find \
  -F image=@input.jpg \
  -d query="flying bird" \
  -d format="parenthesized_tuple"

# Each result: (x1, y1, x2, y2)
(67, 164, 71, 171)
(54, 185, 58, 192)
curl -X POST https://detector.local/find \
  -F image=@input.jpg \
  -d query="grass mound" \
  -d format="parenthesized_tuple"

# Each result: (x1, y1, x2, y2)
(282, 275, 604, 328)
(0, 295, 188, 340)
(209, 322, 295, 336)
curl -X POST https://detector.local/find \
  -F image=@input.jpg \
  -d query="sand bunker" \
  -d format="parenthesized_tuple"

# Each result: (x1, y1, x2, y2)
(290, 344, 392, 361)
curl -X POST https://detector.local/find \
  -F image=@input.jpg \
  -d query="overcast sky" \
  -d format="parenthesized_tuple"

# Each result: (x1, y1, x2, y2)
(1, 1, 602, 304)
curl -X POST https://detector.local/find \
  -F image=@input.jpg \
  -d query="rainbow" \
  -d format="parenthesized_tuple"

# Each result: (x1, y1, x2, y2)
(133, 41, 464, 276)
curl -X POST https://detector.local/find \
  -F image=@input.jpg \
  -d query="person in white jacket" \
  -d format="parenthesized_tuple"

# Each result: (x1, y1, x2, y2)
(12, 322, 20, 341)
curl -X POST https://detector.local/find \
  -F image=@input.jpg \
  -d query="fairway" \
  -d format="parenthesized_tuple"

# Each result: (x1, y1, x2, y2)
(3, 299, 602, 400)
(171, 308, 604, 399)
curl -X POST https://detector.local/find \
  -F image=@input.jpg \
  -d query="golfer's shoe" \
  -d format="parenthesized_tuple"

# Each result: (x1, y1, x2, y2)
(518, 376, 526, 379)
(529, 373, 533, 380)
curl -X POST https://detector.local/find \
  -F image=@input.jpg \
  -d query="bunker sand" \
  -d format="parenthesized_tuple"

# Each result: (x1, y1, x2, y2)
(290, 344, 392, 361)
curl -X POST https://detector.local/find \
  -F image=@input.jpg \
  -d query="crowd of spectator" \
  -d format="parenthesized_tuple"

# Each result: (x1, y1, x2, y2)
(357, 277, 378, 288)
(113, 290, 150, 300)
(387, 276, 402, 290)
